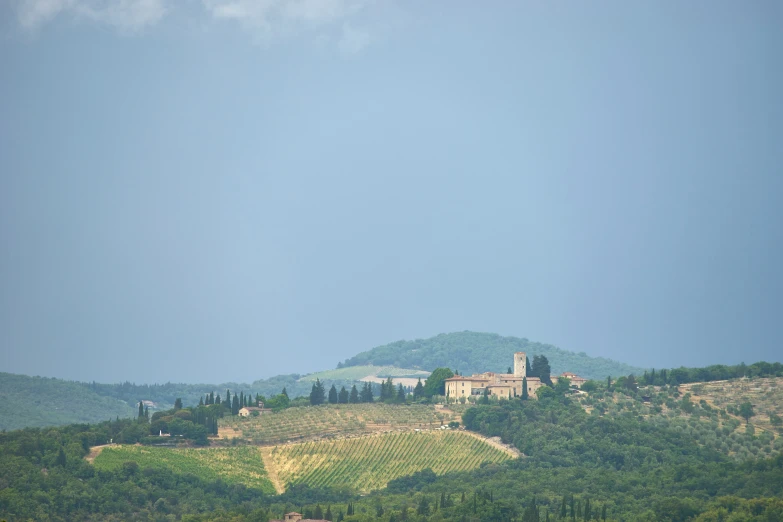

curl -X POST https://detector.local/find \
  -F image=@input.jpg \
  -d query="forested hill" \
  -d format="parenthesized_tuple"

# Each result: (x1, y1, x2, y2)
(339, 331, 644, 380)
(0, 372, 135, 431)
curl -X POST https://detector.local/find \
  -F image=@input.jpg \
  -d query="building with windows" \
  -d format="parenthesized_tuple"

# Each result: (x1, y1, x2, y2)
(445, 352, 586, 401)
(445, 352, 544, 400)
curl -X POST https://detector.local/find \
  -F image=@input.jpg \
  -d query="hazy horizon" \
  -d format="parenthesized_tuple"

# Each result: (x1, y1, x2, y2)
(2, 1, 782, 384)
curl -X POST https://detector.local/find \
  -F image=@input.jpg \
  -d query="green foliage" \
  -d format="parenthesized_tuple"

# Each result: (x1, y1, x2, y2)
(739, 402, 755, 424)
(424, 367, 454, 397)
(310, 379, 326, 406)
(94, 445, 276, 493)
(0, 372, 134, 430)
(339, 331, 645, 380)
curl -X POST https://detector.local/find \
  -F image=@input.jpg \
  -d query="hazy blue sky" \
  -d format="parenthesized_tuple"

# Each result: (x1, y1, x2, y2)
(1, 1, 781, 384)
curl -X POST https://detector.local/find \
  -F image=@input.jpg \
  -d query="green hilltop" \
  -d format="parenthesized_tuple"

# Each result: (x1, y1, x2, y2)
(0, 372, 135, 431)
(339, 331, 645, 380)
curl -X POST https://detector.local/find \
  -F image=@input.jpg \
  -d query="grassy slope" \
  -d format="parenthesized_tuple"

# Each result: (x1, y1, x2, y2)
(340, 331, 645, 380)
(300, 365, 430, 382)
(93, 445, 277, 494)
(271, 430, 512, 493)
(0, 372, 135, 431)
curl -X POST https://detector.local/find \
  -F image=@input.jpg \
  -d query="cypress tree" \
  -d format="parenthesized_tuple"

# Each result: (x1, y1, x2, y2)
(560, 496, 567, 518)
(328, 385, 338, 404)
(601, 504, 607, 521)
(314, 505, 323, 519)
(338, 386, 349, 404)
(349, 385, 359, 404)
(414, 379, 424, 399)
(522, 377, 529, 400)
(174, 398, 183, 410)
(138, 401, 144, 419)
(397, 383, 406, 403)
(239, 392, 244, 408)
(199, 396, 204, 406)
(282, 387, 289, 398)
(225, 390, 231, 407)
(607, 376, 612, 390)
(325, 505, 332, 521)
(215, 394, 221, 405)
(310, 379, 326, 405)
(583, 498, 590, 521)
(232, 394, 240, 415)
(55, 446, 67, 467)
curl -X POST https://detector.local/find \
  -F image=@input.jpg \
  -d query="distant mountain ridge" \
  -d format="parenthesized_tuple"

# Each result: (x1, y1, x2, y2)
(340, 331, 645, 381)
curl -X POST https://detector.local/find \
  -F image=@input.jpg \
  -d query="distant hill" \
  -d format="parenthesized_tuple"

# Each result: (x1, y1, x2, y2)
(339, 331, 645, 381)
(0, 373, 135, 431)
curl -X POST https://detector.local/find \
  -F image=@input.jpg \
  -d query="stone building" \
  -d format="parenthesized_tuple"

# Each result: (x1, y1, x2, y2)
(445, 352, 545, 400)
(238, 401, 273, 417)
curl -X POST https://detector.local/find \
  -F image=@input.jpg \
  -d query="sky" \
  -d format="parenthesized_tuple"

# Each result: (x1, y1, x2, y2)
(1, 1, 782, 384)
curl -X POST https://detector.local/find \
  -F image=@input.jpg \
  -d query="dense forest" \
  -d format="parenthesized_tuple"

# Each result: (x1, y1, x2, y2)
(338, 332, 644, 380)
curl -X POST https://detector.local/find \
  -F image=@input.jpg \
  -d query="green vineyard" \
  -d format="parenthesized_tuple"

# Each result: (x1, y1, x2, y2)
(270, 430, 513, 493)
(93, 445, 276, 494)
(220, 403, 459, 445)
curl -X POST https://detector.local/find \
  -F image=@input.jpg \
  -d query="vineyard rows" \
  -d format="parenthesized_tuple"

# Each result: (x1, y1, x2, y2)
(219, 404, 459, 445)
(93, 445, 276, 494)
(270, 430, 512, 493)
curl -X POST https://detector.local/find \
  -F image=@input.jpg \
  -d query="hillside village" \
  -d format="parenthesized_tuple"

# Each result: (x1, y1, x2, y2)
(445, 352, 586, 401)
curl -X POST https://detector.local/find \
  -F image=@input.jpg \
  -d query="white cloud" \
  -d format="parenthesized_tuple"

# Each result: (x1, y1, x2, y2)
(12, 0, 388, 53)
(202, 0, 378, 52)
(14, 0, 168, 31)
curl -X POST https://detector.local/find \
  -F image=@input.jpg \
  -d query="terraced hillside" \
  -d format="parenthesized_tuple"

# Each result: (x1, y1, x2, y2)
(92, 445, 276, 494)
(576, 376, 783, 461)
(219, 403, 459, 445)
(267, 430, 513, 493)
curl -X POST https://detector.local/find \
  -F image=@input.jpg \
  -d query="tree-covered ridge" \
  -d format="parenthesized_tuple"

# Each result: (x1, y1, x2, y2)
(339, 331, 644, 380)
(0, 372, 135, 431)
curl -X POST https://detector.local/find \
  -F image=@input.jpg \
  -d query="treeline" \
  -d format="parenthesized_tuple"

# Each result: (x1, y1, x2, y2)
(309, 372, 453, 406)
(637, 361, 783, 387)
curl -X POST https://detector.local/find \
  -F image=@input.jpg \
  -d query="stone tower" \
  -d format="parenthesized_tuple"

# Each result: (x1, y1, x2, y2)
(514, 352, 526, 377)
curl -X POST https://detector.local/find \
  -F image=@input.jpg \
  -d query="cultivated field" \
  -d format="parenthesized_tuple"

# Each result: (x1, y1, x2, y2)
(92, 445, 277, 494)
(268, 430, 513, 493)
(219, 403, 460, 445)
(577, 376, 783, 461)
(680, 376, 783, 434)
